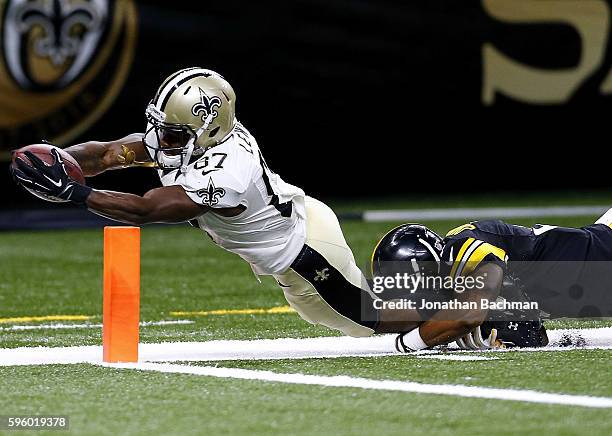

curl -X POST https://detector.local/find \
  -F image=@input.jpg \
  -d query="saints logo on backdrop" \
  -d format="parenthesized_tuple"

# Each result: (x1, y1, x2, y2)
(482, 0, 612, 105)
(0, 0, 137, 150)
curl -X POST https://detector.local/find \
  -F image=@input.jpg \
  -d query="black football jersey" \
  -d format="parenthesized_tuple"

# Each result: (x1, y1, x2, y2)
(441, 220, 612, 278)
(440, 220, 612, 318)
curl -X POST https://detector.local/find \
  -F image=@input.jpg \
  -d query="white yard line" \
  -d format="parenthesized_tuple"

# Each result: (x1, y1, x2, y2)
(362, 206, 609, 222)
(3, 327, 612, 408)
(415, 355, 495, 361)
(1, 328, 611, 367)
(0, 320, 194, 331)
(0, 335, 398, 366)
(102, 362, 612, 409)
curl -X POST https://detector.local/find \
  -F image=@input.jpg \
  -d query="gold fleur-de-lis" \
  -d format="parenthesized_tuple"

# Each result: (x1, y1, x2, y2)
(117, 145, 157, 167)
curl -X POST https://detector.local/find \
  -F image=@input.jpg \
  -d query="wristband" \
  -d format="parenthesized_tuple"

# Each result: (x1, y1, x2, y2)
(395, 327, 428, 353)
(68, 183, 93, 205)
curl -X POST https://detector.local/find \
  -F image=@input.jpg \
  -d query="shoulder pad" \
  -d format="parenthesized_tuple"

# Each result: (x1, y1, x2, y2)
(445, 223, 476, 237)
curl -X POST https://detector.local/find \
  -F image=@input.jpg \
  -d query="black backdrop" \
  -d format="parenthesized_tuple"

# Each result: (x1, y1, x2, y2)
(3, 0, 612, 208)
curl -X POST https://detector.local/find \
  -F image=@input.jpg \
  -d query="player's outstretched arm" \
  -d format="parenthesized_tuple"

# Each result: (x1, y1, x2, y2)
(418, 263, 504, 347)
(12, 148, 205, 224)
(64, 133, 152, 177)
(86, 185, 209, 225)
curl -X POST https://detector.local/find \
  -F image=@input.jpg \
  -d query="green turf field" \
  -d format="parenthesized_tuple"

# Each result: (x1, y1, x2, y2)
(1, 199, 612, 435)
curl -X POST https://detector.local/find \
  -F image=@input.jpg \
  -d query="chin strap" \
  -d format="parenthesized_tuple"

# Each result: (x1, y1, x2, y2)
(180, 114, 214, 174)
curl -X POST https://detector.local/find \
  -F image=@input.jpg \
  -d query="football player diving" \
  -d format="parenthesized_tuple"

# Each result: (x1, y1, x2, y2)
(371, 212, 612, 352)
(10, 67, 419, 340)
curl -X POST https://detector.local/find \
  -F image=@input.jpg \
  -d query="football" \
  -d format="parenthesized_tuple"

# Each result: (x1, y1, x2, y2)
(11, 144, 86, 203)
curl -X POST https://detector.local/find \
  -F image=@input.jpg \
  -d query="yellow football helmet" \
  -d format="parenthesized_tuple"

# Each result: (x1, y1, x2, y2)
(144, 67, 237, 172)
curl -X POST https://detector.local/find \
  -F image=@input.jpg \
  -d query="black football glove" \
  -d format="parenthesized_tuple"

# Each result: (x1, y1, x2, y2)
(11, 149, 92, 204)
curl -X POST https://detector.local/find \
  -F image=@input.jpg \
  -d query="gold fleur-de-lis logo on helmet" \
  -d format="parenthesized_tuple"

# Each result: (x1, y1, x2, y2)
(191, 88, 222, 122)
(197, 179, 226, 206)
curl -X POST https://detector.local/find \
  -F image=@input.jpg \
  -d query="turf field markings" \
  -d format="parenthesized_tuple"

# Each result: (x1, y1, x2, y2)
(140, 320, 194, 327)
(450, 327, 612, 352)
(170, 305, 295, 317)
(2, 328, 611, 366)
(0, 320, 194, 331)
(0, 315, 92, 324)
(102, 362, 612, 409)
(415, 355, 496, 361)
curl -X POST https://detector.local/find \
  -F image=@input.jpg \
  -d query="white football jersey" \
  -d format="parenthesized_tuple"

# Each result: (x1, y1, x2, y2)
(158, 121, 307, 275)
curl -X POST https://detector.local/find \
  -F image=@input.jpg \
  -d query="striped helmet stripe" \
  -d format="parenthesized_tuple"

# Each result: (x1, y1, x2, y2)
(418, 237, 441, 263)
(153, 68, 215, 110)
(152, 67, 200, 105)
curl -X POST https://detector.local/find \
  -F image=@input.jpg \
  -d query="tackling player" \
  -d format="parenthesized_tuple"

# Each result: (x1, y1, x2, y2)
(371, 213, 612, 351)
(11, 68, 419, 339)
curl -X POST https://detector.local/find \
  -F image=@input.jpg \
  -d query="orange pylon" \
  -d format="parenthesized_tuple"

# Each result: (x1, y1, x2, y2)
(103, 226, 140, 363)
